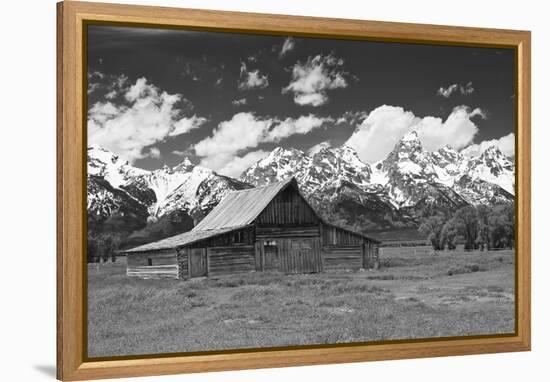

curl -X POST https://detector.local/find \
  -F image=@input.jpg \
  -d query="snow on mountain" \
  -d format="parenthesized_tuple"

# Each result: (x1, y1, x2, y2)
(240, 147, 310, 187)
(374, 131, 458, 208)
(87, 129, 515, 233)
(300, 145, 373, 194)
(464, 145, 515, 195)
(87, 175, 149, 222)
(241, 145, 374, 195)
(240, 130, 514, 228)
(370, 131, 514, 208)
(87, 145, 148, 188)
(87, 146, 250, 221)
(153, 166, 250, 217)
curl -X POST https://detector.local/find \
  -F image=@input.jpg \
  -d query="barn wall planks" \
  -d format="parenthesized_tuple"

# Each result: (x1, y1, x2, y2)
(256, 225, 319, 238)
(207, 245, 255, 277)
(322, 245, 363, 271)
(126, 265, 179, 279)
(263, 245, 279, 271)
(322, 224, 364, 245)
(365, 242, 380, 269)
(190, 248, 208, 277)
(256, 187, 320, 225)
(177, 248, 189, 279)
(254, 241, 263, 271)
(127, 250, 179, 279)
(276, 237, 323, 274)
(188, 226, 254, 248)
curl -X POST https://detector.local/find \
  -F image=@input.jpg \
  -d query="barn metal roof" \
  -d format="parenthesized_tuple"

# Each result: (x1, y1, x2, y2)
(193, 178, 295, 230)
(123, 225, 249, 253)
(323, 222, 381, 244)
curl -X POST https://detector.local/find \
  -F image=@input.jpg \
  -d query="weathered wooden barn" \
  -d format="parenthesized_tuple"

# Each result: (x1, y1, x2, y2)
(123, 178, 380, 279)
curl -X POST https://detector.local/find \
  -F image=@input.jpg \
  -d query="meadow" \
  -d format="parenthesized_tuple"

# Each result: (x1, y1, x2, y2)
(87, 246, 515, 357)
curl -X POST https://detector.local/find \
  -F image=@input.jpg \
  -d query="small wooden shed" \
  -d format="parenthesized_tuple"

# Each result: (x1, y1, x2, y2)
(123, 178, 380, 279)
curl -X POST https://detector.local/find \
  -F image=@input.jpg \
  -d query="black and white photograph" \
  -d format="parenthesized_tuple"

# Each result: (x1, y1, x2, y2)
(86, 24, 516, 358)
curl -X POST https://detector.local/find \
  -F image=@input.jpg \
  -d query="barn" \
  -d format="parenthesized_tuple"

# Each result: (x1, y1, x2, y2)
(123, 178, 380, 279)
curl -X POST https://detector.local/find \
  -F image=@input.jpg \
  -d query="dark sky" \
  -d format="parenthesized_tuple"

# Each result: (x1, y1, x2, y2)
(87, 24, 515, 175)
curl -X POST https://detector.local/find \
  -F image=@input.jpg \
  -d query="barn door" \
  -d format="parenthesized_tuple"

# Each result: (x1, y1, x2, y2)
(264, 242, 279, 271)
(283, 238, 321, 274)
(190, 248, 207, 277)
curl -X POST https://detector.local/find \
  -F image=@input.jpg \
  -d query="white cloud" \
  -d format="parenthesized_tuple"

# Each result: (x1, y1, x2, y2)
(238, 62, 269, 90)
(460, 132, 515, 158)
(437, 84, 458, 98)
(88, 72, 129, 97)
(87, 82, 101, 95)
(168, 115, 207, 137)
(194, 112, 273, 159)
(88, 70, 105, 80)
(105, 90, 117, 100)
(172, 150, 188, 157)
(88, 77, 206, 162)
(217, 150, 270, 178)
(416, 106, 485, 152)
(266, 114, 330, 142)
(88, 102, 120, 124)
(148, 147, 162, 159)
(283, 54, 348, 106)
(293, 93, 327, 107)
(194, 112, 331, 172)
(231, 98, 247, 106)
(460, 81, 475, 95)
(124, 77, 155, 102)
(336, 110, 369, 125)
(437, 82, 475, 97)
(307, 141, 332, 156)
(279, 37, 295, 58)
(345, 105, 485, 163)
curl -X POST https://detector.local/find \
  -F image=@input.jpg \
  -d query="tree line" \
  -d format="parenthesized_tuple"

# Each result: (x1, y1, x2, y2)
(419, 203, 514, 251)
(87, 210, 194, 263)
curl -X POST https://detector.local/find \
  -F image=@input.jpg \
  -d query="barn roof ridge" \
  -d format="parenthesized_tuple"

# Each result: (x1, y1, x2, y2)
(192, 177, 297, 231)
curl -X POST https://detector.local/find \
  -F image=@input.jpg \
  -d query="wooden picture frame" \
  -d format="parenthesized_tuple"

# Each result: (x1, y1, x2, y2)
(57, 1, 531, 380)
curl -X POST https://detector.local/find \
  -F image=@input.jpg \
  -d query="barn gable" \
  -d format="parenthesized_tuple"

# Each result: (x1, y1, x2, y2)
(193, 178, 295, 230)
(255, 180, 320, 226)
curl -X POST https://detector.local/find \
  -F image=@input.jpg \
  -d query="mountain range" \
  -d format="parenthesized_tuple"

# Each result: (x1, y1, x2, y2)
(87, 131, 514, 235)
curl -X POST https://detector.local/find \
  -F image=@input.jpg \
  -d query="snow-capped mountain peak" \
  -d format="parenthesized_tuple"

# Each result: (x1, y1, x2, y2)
(401, 130, 420, 142)
(87, 145, 148, 188)
(172, 157, 195, 173)
(464, 145, 514, 195)
(382, 130, 427, 168)
(88, 131, 515, 234)
(240, 146, 309, 187)
(87, 146, 251, 222)
(241, 131, 514, 226)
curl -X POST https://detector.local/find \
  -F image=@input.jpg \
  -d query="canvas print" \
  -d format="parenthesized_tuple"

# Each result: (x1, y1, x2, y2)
(86, 25, 516, 358)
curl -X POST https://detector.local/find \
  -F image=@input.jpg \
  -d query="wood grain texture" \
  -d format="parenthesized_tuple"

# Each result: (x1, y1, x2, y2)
(322, 245, 363, 270)
(57, 1, 531, 380)
(126, 251, 179, 279)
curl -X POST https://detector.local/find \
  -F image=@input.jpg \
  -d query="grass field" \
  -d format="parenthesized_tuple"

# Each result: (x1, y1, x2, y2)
(87, 247, 515, 357)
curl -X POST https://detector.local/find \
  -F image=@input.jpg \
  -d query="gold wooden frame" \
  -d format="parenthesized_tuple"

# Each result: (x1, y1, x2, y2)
(57, 1, 531, 380)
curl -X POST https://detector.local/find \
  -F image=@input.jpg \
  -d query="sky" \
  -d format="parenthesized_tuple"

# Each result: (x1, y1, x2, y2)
(87, 24, 516, 177)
